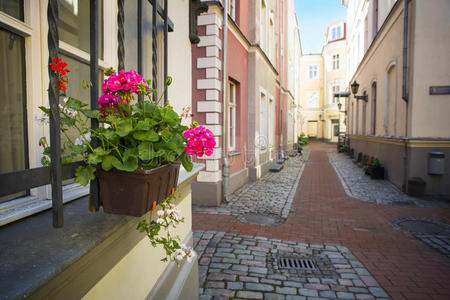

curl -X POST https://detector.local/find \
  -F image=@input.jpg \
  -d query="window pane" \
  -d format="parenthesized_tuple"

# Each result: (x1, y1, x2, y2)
(0, 28, 27, 202)
(0, 0, 24, 21)
(58, 0, 104, 59)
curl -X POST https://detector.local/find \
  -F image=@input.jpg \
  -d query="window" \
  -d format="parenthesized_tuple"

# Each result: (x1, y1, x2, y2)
(228, 81, 237, 151)
(0, 27, 27, 202)
(230, 0, 235, 20)
(268, 97, 275, 148)
(332, 54, 340, 70)
(259, 92, 268, 149)
(330, 25, 342, 41)
(330, 85, 340, 104)
(306, 91, 319, 108)
(308, 65, 318, 79)
(371, 82, 377, 135)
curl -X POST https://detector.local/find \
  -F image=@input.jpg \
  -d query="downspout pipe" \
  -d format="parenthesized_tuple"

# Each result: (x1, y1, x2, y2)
(402, 0, 409, 192)
(221, 0, 230, 202)
(277, 0, 283, 162)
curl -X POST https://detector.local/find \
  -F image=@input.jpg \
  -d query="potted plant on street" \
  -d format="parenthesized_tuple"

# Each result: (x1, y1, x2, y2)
(364, 156, 384, 179)
(37, 58, 216, 217)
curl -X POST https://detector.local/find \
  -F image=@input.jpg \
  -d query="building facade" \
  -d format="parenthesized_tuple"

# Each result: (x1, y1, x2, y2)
(344, 0, 450, 197)
(191, 0, 301, 206)
(298, 20, 347, 143)
(0, 1, 202, 298)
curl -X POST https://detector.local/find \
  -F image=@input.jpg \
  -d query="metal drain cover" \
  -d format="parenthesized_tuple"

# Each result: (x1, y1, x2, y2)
(397, 220, 446, 235)
(238, 213, 283, 226)
(278, 257, 316, 270)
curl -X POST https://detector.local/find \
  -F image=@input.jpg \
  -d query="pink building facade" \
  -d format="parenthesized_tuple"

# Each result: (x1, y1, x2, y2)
(191, 0, 300, 206)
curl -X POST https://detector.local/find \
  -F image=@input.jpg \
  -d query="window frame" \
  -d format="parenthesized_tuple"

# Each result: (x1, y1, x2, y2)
(308, 64, 318, 80)
(227, 80, 237, 151)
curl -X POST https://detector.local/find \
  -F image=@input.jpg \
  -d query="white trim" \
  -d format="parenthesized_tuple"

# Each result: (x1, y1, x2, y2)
(0, 11, 33, 36)
(385, 60, 397, 136)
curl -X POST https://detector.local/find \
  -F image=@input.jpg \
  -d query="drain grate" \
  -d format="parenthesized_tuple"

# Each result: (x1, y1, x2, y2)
(278, 257, 316, 270)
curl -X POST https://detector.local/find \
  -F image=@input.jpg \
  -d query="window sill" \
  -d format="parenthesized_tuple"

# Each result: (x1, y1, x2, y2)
(0, 183, 89, 227)
(228, 150, 241, 157)
(0, 163, 203, 299)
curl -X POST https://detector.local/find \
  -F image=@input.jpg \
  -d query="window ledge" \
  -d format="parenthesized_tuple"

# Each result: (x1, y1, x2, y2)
(0, 163, 203, 299)
(228, 150, 241, 157)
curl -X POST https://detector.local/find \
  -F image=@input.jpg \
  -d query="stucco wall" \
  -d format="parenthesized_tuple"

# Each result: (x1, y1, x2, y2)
(409, 0, 450, 138)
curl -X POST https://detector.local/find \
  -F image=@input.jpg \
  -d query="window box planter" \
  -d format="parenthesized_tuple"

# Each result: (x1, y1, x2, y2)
(97, 162, 180, 217)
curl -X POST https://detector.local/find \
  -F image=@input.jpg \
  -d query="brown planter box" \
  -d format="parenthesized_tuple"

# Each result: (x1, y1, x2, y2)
(96, 162, 180, 217)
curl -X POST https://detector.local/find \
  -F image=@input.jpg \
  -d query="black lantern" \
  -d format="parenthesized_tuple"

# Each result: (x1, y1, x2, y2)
(351, 80, 360, 95)
(350, 80, 368, 102)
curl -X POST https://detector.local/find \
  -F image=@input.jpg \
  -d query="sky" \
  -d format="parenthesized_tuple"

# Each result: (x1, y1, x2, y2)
(294, 0, 347, 54)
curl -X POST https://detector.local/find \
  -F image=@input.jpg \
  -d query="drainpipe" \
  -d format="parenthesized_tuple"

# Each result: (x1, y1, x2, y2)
(402, 0, 409, 191)
(221, 0, 230, 202)
(277, 0, 283, 161)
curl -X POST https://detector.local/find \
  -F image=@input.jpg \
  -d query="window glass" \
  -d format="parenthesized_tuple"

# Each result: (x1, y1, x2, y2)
(332, 27, 336, 40)
(124, 0, 138, 71)
(337, 26, 341, 38)
(0, 0, 24, 21)
(0, 28, 27, 202)
(58, 0, 104, 59)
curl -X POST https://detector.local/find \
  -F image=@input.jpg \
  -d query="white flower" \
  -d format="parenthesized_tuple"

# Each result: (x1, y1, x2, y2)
(74, 137, 83, 146)
(156, 218, 164, 224)
(186, 250, 196, 263)
(167, 225, 173, 234)
(157, 210, 164, 218)
(175, 254, 184, 262)
(63, 97, 68, 103)
(34, 115, 49, 126)
(84, 131, 91, 142)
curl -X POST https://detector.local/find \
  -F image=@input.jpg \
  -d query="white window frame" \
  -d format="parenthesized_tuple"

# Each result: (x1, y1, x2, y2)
(227, 81, 237, 151)
(0, 1, 117, 226)
(330, 85, 340, 104)
(332, 54, 340, 70)
(230, 0, 236, 21)
(268, 95, 275, 148)
(259, 89, 268, 151)
(308, 65, 318, 80)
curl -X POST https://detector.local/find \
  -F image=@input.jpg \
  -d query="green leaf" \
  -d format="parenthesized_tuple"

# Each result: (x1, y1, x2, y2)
(138, 142, 164, 161)
(115, 118, 133, 137)
(93, 147, 110, 156)
(60, 116, 75, 127)
(123, 148, 138, 161)
(160, 130, 173, 142)
(102, 155, 121, 171)
(160, 107, 180, 126)
(181, 153, 193, 172)
(38, 106, 50, 114)
(133, 130, 159, 142)
(81, 109, 101, 119)
(88, 153, 102, 164)
(66, 97, 87, 110)
(69, 144, 87, 154)
(102, 130, 120, 144)
(74, 165, 96, 186)
(115, 156, 138, 172)
(134, 120, 151, 131)
(117, 103, 131, 115)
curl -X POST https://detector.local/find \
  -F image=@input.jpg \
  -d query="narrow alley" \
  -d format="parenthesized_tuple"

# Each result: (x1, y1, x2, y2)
(194, 142, 450, 300)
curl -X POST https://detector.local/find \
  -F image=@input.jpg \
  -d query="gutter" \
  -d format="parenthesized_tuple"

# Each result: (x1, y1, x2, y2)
(277, 0, 283, 162)
(402, 0, 410, 191)
(221, 0, 230, 202)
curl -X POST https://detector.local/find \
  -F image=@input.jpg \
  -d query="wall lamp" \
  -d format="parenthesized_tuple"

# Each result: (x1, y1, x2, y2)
(350, 81, 368, 102)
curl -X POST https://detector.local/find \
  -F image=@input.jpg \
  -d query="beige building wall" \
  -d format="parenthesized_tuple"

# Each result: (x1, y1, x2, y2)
(299, 55, 324, 138)
(345, 0, 450, 197)
(409, 0, 450, 138)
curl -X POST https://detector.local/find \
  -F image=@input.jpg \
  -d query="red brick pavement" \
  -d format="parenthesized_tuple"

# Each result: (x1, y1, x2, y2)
(193, 142, 450, 300)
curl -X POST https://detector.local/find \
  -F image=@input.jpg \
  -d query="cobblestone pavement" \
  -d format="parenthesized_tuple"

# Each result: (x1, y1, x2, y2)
(195, 230, 390, 300)
(390, 217, 450, 258)
(193, 142, 450, 299)
(327, 150, 448, 207)
(193, 149, 310, 224)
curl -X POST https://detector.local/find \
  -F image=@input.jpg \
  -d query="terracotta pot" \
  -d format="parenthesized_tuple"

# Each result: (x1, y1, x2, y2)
(96, 162, 180, 217)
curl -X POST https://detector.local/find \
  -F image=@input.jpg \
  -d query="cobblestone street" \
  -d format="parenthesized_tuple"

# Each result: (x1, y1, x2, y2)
(193, 149, 310, 225)
(193, 142, 450, 300)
